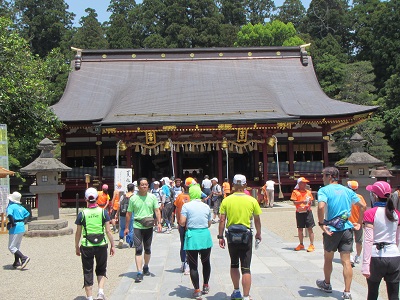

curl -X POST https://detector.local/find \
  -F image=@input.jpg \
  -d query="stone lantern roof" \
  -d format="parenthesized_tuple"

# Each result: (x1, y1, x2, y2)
(20, 138, 71, 175)
(341, 133, 384, 167)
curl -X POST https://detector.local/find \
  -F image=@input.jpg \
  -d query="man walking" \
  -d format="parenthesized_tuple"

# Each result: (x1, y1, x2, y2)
(316, 167, 366, 300)
(218, 174, 262, 300)
(75, 188, 115, 300)
(124, 177, 162, 283)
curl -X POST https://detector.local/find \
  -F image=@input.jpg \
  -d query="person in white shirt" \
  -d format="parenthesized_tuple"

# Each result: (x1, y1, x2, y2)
(265, 180, 276, 208)
(201, 175, 212, 206)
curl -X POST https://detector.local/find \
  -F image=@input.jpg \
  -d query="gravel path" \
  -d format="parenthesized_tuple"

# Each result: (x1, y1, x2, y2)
(0, 204, 389, 300)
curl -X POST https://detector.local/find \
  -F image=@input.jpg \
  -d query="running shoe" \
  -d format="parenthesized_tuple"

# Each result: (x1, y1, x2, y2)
(118, 239, 123, 248)
(231, 290, 243, 299)
(202, 284, 210, 294)
(21, 257, 30, 269)
(307, 244, 315, 252)
(316, 279, 332, 293)
(193, 289, 202, 299)
(96, 292, 106, 300)
(135, 273, 143, 283)
(143, 266, 151, 276)
(342, 292, 352, 299)
(184, 263, 190, 275)
(354, 255, 360, 264)
(294, 244, 305, 251)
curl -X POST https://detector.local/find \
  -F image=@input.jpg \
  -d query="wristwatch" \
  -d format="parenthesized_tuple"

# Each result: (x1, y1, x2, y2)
(217, 234, 224, 239)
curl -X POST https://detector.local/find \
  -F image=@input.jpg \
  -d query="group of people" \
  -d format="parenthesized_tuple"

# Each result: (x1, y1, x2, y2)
(75, 174, 261, 300)
(6, 166, 399, 300)
(73, 167, 400, 300)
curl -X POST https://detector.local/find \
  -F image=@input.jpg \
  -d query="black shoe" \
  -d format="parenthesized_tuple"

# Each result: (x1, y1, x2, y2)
(135, 273, 143, 283)
(12, 261, 21, 269)
(21, 257, 30, 269)
(143, 266, 150, 276)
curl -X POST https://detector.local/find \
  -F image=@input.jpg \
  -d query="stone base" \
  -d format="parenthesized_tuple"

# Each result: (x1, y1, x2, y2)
(25, 218, 74, 237)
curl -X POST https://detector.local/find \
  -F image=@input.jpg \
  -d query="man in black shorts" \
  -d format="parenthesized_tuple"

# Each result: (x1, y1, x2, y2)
(316, 167, 365, 300)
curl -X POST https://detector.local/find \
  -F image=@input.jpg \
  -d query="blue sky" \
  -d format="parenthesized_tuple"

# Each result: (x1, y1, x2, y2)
(66, 0, 312, 25)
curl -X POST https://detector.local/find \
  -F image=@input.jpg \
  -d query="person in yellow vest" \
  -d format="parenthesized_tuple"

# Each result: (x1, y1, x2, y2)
(347, 180, 367, 266)
(290, 177, 316, 252)
(110, 182, 123, 233)
(97, 184, 110, 210)
(75, 188, 115, 300)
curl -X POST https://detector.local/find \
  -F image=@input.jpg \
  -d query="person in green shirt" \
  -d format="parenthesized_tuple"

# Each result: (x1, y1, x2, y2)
(124, 177, 162, 283)
(218, 174, 262, 300)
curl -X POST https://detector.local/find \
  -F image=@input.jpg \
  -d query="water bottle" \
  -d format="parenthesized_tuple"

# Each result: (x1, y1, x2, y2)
(255, 239, 261, 250)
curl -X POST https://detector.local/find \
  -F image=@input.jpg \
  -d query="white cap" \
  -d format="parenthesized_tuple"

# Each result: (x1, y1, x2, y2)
(133, 181, 138, 186)
(233, 174, 246, 186)
(153, 181, 160, 185)
(160, 177, 170, 185)
(211, 177, 218, 182)
(85, 187, 98, 201)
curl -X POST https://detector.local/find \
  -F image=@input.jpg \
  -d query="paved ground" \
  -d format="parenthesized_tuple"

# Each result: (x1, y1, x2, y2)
(0, 202, 390, 300)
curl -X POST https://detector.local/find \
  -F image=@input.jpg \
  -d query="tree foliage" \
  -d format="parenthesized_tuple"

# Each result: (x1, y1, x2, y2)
(235, 20, 305, 47)
(0, 17, 62, 169)
(274, 0, 306, 31)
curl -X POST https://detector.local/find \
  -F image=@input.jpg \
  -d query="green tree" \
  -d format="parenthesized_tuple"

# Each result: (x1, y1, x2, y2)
(235, 20, 305, 47)
(301, 0, 351, 50)
(336, 61, 377, 105)
(14, 0, 74, 58)
(273, 0, 306, 31)
(244, 0, 275, 24)
(0, 17, 61, 169)
(72, 8, 108, 49)
(217, 0, 246, 26)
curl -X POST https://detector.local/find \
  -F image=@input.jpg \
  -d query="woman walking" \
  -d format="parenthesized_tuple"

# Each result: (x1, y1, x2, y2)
(362, 181, 400, 300)
(179, 183, 213, 299)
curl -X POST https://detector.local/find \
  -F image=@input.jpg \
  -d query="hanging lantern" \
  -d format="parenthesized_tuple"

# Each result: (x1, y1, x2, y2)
(135, 144, 140, 152)
(207, 143, 211, 152)
(200, 144, 205, 152)
(216, 143, 220, 151)
(221, 138, 228, 149)
(163, 140, 171, 150)
(238, 146, 243, 154)
(184, 144, 189, 152)
(267, 136, 276, 147)
(175, 144, 180, 152)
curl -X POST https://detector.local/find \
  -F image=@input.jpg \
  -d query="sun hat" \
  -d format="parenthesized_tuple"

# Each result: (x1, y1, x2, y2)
(8, 192, 22, 204)
(347, 180, 359, 190)
(185, 177, 196, 187)
(211, 177, 218, 182)
(366, 181, 392, 199)
(294, 177, 309, 189)
(153, 181, 160, 185)
(85, 187, 98, 202)
(102, 184, 108, 190)
(233, 174, 246, 186)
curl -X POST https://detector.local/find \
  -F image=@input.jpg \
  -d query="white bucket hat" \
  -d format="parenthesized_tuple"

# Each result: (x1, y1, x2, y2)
(8, 192, 22, 204)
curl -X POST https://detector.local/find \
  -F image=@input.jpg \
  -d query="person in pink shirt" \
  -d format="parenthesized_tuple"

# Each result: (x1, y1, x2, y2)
(363, 181, 400, 300)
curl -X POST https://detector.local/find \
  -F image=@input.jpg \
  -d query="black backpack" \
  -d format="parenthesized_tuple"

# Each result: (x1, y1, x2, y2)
(119, 195, 129, 215)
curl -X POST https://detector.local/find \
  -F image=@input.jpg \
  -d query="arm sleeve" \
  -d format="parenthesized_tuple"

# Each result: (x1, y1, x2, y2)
(362, 226, 373, 276)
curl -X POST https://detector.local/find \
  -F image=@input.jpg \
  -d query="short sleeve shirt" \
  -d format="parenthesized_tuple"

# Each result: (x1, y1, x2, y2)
(127, 193, 160, 229)
(219, 192, 262, 228)
(181, 199, 211, 229)
(6, 203, 30, 234)
(290, 189, 313, 212)
(318, 184, 359, 231)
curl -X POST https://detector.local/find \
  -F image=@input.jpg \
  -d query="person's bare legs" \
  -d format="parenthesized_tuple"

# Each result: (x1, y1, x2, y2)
(297, 228, 304, 244)
(356, 242, 362, 256)
(230, 267, 240, 290)
(84, 286, 93, 298)
(323, 250, 334, 284)
(340, 251, 353, 292)
(308, 227, 314, 245)
(135, 253, 151, 271)
(242, 273, 251, 297)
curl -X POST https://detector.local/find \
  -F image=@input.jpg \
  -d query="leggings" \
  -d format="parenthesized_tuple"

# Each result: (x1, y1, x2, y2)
(367, 279, 399, 300)
(133, 228, 153, 256)
(186, 248, 211, 290)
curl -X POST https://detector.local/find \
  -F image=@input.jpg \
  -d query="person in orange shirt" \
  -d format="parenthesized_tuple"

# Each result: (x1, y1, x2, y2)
(290, 177, 316, 252)
(97, 184, 110, 210)
(110, 182, 123, 233)
(175, 179, 192, 275)
(347, 180, 367, 266)
(261, 183, 268, 208)
(222, 178, 230, 198)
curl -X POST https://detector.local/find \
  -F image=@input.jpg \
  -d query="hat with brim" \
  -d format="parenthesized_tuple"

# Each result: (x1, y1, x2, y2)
(85, 187, 98, 202)
(295, 177, 309, 189)
(366, 181, 391, 199)
(8, 192, 22, 204)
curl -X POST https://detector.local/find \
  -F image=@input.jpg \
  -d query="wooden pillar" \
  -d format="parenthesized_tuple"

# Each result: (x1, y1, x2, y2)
(126, 147, 132, 170)
(288, 137, 294, 175)
(262, 142, 268, 181)
(218, 149, 223, 182)
(172, 151, 177, 178)
(253, 149, 259, 181)
(322, 129, 329, 167)
(96, 137, 102, 178)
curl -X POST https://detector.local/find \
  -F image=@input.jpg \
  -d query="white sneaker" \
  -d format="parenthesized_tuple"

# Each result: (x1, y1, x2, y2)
(184, 263, 190, 275)
(118, 239, 123, 248)
(350, 255, 354, 264)
(96, 292, 106, 300)
(354, 255, 360, 264)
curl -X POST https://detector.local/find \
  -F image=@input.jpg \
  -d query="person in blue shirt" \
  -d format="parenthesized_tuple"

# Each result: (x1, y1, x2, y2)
(316, 167, 366, 300)
(6, 191, 31, 269)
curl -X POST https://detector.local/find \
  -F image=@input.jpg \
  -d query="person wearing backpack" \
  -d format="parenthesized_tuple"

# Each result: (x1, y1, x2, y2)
(75, 188, 115, 300)
(117, 183, 135, 248)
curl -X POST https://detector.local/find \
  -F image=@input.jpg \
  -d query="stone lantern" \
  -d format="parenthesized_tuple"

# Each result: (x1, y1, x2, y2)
(20, 138, 72, 236)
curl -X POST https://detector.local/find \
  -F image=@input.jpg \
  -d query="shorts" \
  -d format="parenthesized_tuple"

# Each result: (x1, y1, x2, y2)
(323, 229, 353, 252)
(369, 256, 400, 283)
(296, 211, 315, 228)
(227, 236, 253, 274)
(353, 227, 363, 244)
